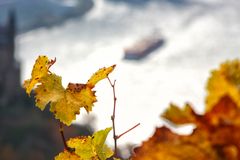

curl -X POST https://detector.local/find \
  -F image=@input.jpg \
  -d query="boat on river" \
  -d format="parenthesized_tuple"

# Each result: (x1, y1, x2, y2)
(123, 34, 164, 60)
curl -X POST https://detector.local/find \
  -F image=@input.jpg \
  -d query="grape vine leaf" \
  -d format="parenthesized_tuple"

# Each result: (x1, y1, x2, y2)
(87, 65, 116, 88)
(35, 73, 64, 110)
(133, 96, 240, 160)
(206, 59, 240, 111)
(24, 55, 51, 95)
(133, 59, 240, 160)
(23, 55, 115, 125)
(162, 103, 198, 125)
(55, 127, 113, 160)
(55, 151, 80, 160)
(133, 126, 218, 160)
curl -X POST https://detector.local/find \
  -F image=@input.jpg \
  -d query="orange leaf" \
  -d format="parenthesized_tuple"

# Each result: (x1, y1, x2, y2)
(133, 96, 240, 160)
(206, 59, 240, 111)
(161, 103, 198, 125)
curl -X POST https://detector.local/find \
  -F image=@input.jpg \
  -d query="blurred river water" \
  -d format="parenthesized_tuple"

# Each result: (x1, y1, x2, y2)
(16, 0, 240, 148)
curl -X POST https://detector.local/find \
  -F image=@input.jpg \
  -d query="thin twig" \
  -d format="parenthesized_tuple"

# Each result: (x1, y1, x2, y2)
(59, 122, 69, 150)
(108, 76, 140, 158)
(107, 77, 118, 157)
(117, 123, 140, 139)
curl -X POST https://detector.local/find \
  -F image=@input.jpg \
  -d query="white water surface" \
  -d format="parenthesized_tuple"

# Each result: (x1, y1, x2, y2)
(16, 0, 240, 152)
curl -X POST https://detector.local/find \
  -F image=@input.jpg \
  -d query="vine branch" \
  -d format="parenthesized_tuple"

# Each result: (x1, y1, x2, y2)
(117, 123, 140, 139)
(108, 77, 140, 158)
(107, 77, 118, 157)
(59, 122, 70, 151)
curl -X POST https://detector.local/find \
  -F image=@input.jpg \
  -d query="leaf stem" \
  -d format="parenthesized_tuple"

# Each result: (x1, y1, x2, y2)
(107, 77, 118, 157)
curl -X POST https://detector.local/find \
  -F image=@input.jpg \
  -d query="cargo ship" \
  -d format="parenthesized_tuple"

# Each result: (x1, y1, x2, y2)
(123, 35, 164, 60)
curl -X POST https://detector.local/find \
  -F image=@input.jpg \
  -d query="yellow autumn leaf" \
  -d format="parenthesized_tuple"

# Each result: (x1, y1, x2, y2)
(92, 127, 114, 160)
(133, 96, 240, 160)
(66, 84, 97, 113)
(87, 65, 116, 88)
(162, 103, 197, 125)
(24, 55, 50, 95)
(68, 127, 113, 160)
(50, 87, 96, 126)
(23, 55, 115, 126)
(206, 59, 240, 111)
(55, 128, 113, 160)
(67, 136, 93, 160)
(34, 73, 64, 110)
(49, 97, 80, 126)
(133, 59, 240, 160)
(55, 150, 81, 160)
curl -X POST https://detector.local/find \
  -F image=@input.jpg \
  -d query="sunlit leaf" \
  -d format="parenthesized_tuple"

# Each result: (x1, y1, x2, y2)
(67, 136, 92, 160)
(23, 55, 115, 125)
(55, 128, 113, 160)
(206, 59, 240, 111)
(204, 96, 240, 126)
(55, 150, 80, 160)
(133, 126, 218, 160)
(66, 83, 97, 113)
(133, 96, 240, 160)
(162, 103, 198, 125)
(87, 65, 116, 88)
(92, 127, 113, 160)
(34, 73, 64, 110)
(24, 55, 50, 95)
(132, 59, 240, 160)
